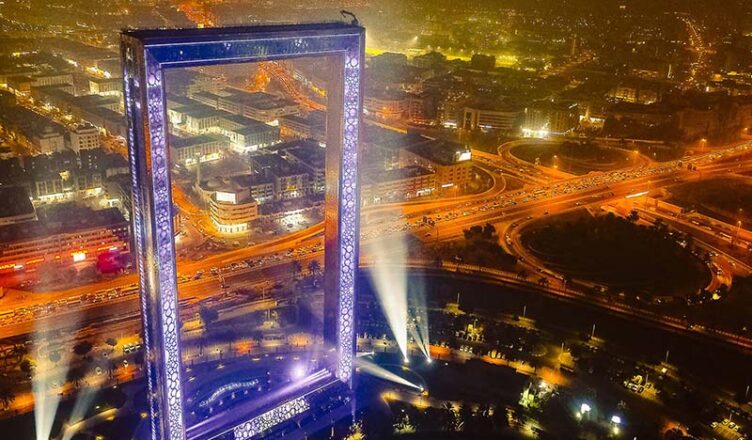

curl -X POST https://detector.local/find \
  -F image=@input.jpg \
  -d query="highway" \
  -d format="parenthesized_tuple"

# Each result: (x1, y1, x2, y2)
(1, 141, 750, 345)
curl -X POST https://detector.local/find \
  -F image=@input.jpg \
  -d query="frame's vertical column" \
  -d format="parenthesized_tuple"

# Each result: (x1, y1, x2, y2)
(121, 36, 164, 440)
(143, 51, 187, 440)
(335, 34, 365, 385)
(121, 36, 186, 440)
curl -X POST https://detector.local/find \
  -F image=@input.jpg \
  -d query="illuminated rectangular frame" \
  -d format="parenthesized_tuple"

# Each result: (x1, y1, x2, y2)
(120, 23, 364, 440)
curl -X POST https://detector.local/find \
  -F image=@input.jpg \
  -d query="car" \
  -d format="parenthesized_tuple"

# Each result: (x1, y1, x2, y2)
(123, 360, 129, 367)
(95, 367, 103, 376)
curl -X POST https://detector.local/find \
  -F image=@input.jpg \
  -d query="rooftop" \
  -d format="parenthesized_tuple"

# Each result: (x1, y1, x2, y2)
(280, 110, 326, 127)
(251, 153, 308, 177)
(0, 205, 126, 244)
(363, 165, 434, 184)
(0, 186, 34, 219)
(175, 104, 221, 119)
(222, 89, 297, 110)
(407, 139, 471, 166)
(170, 133, 228, 149)
(234, 123, 278, 136)
(219, 113, 268, 127)
(283, 140, 326, 170)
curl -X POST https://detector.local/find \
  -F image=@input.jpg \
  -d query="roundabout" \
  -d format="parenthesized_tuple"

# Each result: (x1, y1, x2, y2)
(508, 140, 648, 175)
(518, 210, 711, 298)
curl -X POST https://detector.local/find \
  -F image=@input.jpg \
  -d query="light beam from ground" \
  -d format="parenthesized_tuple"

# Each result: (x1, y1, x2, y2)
(32, 311, 80, 440)
(354, 357, 422, 391)
(61, 386, 100, 440)
(366, 233, 408, 361)
(408, 282, 431, 362)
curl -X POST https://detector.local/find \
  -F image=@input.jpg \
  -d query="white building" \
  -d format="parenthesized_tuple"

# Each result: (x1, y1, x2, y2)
(69, 123, 101, 152)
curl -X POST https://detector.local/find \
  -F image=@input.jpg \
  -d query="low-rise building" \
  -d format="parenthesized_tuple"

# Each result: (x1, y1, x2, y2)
(169, 134, 228, 166)
(281, 140, 326, 193)
(210, 186, 258, 235)
(69, 122, 101, 152)
(0, 205, 129, 272)
(219, 119, 280, 153)
(364, 90, 409, 120)
(217, 90, 300, 123)
(400, 139, 473, 193)
(361, 165, 437, 205)
(250, 153, 310, 200)
(89, 76, 123, 98)
(0, 103, 67, 153)
(0, 186, 36, 226)
(362, 125, 473, 193)
(523, 101, 580, 135)
(279, 110, 326, 142)
(462, 105, 523, 131)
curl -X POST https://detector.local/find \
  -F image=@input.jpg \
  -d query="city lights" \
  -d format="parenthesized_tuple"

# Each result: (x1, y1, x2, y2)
(1, 2, 752, 440)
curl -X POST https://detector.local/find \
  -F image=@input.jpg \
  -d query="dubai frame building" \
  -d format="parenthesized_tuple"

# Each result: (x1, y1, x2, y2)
(121, 22, 364, 440)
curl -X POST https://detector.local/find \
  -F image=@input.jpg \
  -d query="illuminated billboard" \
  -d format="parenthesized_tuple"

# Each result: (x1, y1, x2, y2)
(214, 191, 237, 204)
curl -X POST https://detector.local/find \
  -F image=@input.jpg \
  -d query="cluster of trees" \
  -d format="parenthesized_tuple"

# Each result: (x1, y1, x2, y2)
(442, 223, 517, 270)
(384, 400, 510, 437)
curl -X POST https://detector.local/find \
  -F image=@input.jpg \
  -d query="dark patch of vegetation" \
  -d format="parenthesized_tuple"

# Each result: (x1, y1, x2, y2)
(669, 177, 752, 224)
(522, 213, 709, 296)
(440, 223, 518, 270)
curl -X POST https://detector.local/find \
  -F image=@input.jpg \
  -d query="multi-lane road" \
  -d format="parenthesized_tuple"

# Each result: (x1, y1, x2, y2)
(1, 140, 751, 347)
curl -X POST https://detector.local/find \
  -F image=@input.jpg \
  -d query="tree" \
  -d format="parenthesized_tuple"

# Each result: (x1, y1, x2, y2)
(307, 260, 321, 277)
(19, 358, 34, 376)
(69, 366, 86, 388)
(441, 402, 458, 432)
(73, 341, 93, 357)
(291, 261, 302, 280)
(199, 306, 219, 328)
(458, 402, 473, 431)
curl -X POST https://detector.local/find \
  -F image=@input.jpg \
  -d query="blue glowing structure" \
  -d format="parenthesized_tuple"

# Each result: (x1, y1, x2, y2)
(121, 23, 364, 440)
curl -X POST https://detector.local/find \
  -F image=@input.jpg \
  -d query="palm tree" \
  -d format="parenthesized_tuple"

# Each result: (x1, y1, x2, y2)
(68, 367, 84, 388)
(291, 261, 302, 280)
(441, 402, 458, 432)
(307, 260, 321, 277)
